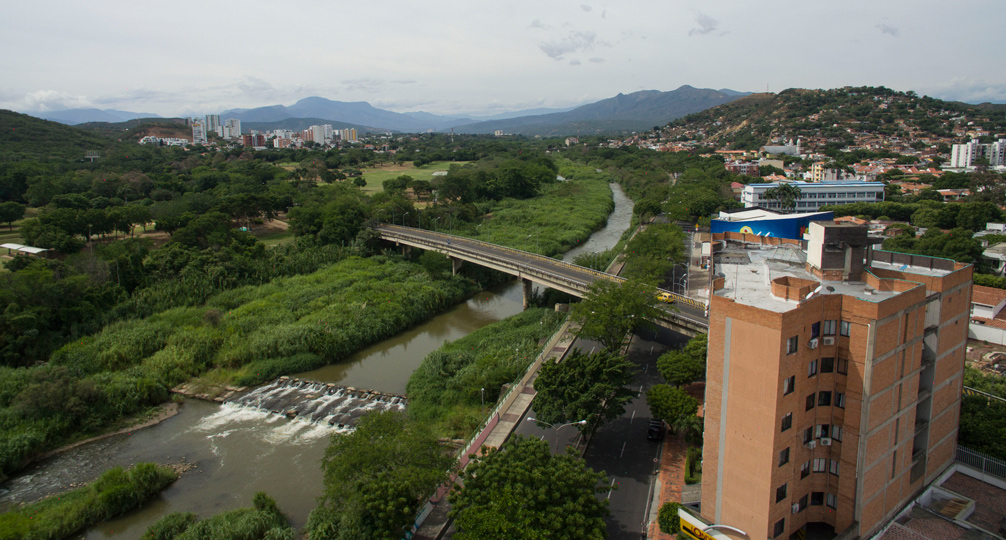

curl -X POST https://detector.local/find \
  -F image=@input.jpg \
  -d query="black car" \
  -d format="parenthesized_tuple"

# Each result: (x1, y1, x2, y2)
(647, 419, 664, 441)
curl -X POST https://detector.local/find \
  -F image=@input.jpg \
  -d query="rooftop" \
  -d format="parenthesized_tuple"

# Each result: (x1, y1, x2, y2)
(972, 285, 1006, 307)
(713, 242, 952, 313)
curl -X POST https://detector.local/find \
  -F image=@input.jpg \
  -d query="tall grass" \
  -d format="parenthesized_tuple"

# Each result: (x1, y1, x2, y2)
(144, 492, 293, 540)
(406, 308, 565, 437)
(0, 463, 177, 540)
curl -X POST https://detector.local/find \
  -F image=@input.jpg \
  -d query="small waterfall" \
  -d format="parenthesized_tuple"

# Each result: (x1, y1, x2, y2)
(226, 377, 407, 429)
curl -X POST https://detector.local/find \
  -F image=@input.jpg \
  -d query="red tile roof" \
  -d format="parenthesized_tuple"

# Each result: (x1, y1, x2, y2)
(971, 285, 1006, 307)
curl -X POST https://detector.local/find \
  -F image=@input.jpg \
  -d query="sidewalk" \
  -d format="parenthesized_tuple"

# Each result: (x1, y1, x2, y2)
(645, 381, 705, 539)
(413, 322, 578, 540)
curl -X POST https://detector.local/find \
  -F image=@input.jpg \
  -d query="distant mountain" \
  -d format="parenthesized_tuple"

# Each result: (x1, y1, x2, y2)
(37, 108, 162, 125)
(450, 86, 749, 136)
(0, 109, 115, 159)
(221, 97, 463, 132)
(465, 106, 580, 122)
(242, 117, 380, 134)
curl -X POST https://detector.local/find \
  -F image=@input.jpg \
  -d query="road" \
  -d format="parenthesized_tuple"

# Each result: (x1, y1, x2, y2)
(512, 326, 689, 540)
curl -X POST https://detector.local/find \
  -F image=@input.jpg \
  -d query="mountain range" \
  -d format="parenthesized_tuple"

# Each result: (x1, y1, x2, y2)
(30, 86, 748, 136)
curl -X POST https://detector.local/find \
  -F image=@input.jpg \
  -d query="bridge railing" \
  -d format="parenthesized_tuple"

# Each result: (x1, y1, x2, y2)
(379, 224, 708, 311)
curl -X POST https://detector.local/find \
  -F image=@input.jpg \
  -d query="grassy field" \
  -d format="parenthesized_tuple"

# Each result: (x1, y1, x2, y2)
(360, 161, 467, 194)
(257, 229, 295, 247)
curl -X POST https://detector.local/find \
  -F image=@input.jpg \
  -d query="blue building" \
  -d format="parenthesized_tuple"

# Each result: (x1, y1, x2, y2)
(711, 208, 834, 240)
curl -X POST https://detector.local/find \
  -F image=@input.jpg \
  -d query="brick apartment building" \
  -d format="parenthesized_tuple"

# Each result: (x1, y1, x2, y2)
(701, 222, 972, 540)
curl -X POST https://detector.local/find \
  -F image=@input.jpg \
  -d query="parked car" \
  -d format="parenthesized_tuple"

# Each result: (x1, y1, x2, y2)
(647, 419, 665, 440)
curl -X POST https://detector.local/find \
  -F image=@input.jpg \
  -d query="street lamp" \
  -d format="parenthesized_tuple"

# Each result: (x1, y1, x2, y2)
(526, 418, 587, 453)
(480, 387, 485, 419)
(402, 212, 409, 227)
(433, 216, 441, 232)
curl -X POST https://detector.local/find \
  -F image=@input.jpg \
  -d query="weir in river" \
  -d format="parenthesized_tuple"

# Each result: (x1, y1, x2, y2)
(227, 376, 407, 428)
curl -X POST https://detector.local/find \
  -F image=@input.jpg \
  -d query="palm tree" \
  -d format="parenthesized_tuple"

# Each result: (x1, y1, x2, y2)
(764, 183, 802, 213)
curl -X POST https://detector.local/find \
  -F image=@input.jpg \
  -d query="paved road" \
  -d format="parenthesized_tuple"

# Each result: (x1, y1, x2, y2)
(579, 326, 690, 540)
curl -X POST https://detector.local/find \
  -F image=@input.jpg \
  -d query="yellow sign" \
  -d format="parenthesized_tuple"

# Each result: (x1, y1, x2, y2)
(682, 520, 717, 540)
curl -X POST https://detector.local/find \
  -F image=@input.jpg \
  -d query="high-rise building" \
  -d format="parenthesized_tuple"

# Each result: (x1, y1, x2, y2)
(191, 121, 207, 145)
(701, 222, 971, 540)
(205, 114, 221, 137)
(949, 138, 1006, 168)
(223, 118, 242, 140)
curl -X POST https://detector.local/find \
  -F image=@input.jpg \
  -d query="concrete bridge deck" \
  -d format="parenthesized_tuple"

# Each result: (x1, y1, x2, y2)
(376, 224, 709, 336)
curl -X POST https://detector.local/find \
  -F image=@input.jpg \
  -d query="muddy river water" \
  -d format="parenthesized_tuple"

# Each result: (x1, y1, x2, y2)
(0, 184, 632, 538)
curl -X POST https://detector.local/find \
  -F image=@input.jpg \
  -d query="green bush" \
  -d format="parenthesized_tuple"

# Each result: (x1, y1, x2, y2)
(658, 501, 683, 534)
(142, 512, 198, 540)
(0, 463, 177, 540)
(146, 492, 292, 540)
(685, 446, 702, 484)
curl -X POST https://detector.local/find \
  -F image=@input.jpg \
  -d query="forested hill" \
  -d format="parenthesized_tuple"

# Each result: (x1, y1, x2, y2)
(0, 109, 116, 160)
(662, 86, 1006, 150)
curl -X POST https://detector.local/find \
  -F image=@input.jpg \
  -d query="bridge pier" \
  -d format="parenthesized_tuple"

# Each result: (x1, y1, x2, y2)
(451, 256, 464, 276)
(522, 278, 533, 309)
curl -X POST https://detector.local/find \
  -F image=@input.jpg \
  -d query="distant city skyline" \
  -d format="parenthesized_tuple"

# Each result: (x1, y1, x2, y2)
(2, 0, 1003, 118)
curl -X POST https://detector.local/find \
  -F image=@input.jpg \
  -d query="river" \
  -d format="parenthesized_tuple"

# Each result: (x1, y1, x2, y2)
(0, 183, 632, 537)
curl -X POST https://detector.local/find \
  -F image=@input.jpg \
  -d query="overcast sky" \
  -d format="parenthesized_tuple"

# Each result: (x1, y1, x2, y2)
(2, 0, 1004, 117)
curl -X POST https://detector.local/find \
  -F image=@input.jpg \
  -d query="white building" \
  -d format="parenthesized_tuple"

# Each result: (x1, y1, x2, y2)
(310, 125, 327, 145)
(191, 121, 207, 145)
(742, 181, 885, 212)
(949, 138, 1006, 169)
(205, 114, 221, 137)
(223, 118, 242, 140)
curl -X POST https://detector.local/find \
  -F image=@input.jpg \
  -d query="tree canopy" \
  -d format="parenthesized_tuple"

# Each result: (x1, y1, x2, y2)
(570, 279, 660, 352)
(657, 333, 707, 387)
(532, 350, 637, 437)
(622, 223, 687, 285)
(449, 436, 608, 540)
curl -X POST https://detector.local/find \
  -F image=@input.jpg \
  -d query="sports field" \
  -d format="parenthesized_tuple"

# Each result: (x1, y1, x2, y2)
(359, 161, 467, 193)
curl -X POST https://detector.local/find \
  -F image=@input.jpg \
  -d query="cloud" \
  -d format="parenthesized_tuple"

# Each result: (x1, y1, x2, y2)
(539, 31, 610, 60)
(529, 19, 549, 30)
(601, 10, 606, 19)
(922, 78, 1006, 104)
(15, 90, 92, 112)
(580, 4, 592, 12)
(589, 57, 605, 63)
(569, 59, 582, 66)
(876, 23, 899, 37)
(689, 12, 720, 36)
(341, 78, 389, 93)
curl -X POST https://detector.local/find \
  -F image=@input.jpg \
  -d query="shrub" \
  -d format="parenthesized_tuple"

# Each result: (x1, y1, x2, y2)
(658, 501, 683, 534)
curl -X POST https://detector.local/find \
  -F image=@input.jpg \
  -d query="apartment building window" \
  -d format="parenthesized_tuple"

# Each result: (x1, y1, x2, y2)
(837, 358, 849, 375)
(806, 393, 816, 411)
(840, 321, 851, 337)
(801, 460, 811, 478)
(821, 357, 835, 373)
(779, 447, 790, 467)
(815, 424, 831, 438)
(810, 492, 824, 506)
(823, 320, 837, 335)
(826, 493, 838, 509)
(803, 427, 813, 444)
(811, 322, 821, 339)
(813, 458, 827, 472)
(836, 392, 846, 409)
(787, 336, 799, 354)
(833, 425, 843, 441)
(808, 360, 818, 377)
(798, 495, 808, 512)
(776, 483, 788, 502)
(782, 413, 793, 432)
(774, 518, 786, 538)
(830, 459, 840, 476)
(783, 376, 795, 395)
(818, 391, 832, 407)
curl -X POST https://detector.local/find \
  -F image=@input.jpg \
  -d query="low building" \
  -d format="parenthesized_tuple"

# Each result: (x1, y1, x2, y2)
(711, 208, 834, 240)
(742, 181, 885, 212)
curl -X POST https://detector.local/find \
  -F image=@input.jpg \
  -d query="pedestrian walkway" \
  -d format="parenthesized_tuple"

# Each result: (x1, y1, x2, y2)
(413, 320, 578, 540)
(646, 381, 705, 539)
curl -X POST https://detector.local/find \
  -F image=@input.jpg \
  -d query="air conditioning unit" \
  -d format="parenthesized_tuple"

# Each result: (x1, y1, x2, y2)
(791, 503, 800, 514)
(820, 438, 833, 446)
(823, 337, 835, 346)
(806, 440, 817, 449)
(808, 338, 819, 349)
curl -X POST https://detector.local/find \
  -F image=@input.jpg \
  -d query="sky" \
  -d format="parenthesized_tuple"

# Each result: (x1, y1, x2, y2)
(2, 0, 1004, 118)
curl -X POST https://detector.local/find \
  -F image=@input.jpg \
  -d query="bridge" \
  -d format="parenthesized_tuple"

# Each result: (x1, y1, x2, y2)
(376, 224, 709, 336)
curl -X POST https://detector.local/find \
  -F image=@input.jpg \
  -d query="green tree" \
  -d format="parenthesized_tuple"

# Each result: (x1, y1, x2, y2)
(646, 385, 698, 430)
(532, 351, 637, 437)
(622, 223, 687, 285)
(570, 279, 660, 353)
(0, 201, 25, 230)
(763, 183, 802, 213)
(311, 410, 452, 540)
(449, 436, 608, 540)
(657, 333, 707, 387)
(657, 501, 683, 534)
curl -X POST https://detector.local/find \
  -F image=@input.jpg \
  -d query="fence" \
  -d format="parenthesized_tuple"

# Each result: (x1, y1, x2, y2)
(405, 313, 571, 537)
(955, 445, 1006, 481)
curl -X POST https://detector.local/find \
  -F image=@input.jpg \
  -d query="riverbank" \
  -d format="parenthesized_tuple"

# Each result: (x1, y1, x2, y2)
(32, 402, 181, 465)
